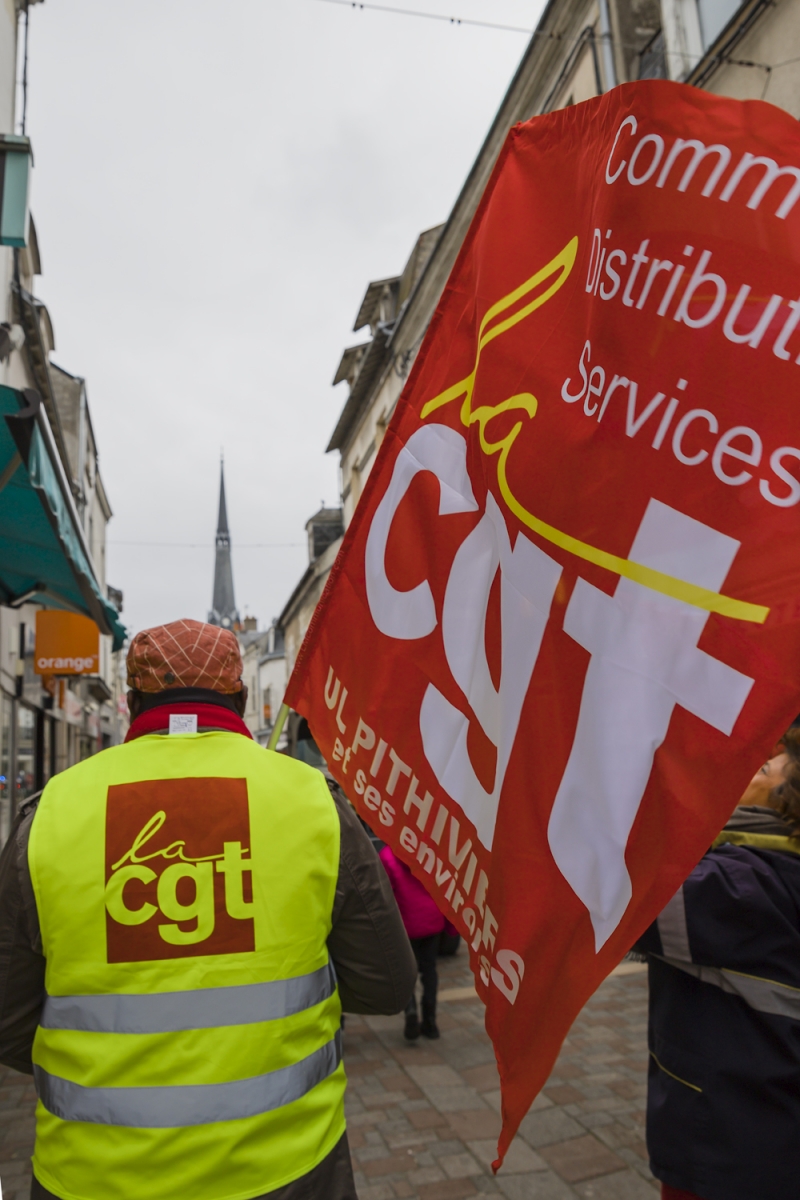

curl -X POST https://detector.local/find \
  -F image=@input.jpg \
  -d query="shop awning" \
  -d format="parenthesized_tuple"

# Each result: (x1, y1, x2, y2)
(0, 385, 126, 650)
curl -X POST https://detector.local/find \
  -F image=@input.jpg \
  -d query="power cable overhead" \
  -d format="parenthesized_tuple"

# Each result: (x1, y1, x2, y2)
(312, 0, 533, 35)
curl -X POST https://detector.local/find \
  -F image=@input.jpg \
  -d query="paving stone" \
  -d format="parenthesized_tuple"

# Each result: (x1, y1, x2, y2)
(538, 1136, 626, 1183)
(427, 1138, 469, 1157)
(468, 1138, 548, 1174)
(408, 1064, 469, 1089)
(385, 1125, 441, 1150)
(423, 1086, 487, 1112)
(362, 1153, 417, 1177)
(410, 1165, 448, 1185)
(496, 1170, 579, 1198)
(417, 1179, 479, 1199)
(518, 1108, 586, 1149)
(446, 1109, 503, 1141)
(364, 1091, 415, 1109)
(455, 1070, 501, 1099)
(543, 1086, 585, 1106)
(393, 1047, 446, 1067)
(409, 1108, 450, 1129)
(439, 1151, 484, 1178)
(572, 1168, 658, 1197)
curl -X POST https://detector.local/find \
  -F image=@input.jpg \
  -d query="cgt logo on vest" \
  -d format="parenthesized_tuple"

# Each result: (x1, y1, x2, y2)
(104, 778, 255, 962)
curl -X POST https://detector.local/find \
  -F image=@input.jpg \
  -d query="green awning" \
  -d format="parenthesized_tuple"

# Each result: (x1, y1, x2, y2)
(0, 385, 126, 650)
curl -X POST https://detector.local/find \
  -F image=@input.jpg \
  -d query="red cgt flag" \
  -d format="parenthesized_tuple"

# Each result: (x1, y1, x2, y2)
(286, 79, 800, 1162)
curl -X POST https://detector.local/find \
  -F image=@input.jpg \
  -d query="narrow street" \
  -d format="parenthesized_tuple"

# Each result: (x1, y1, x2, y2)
(344, 953, 656, 1199)
(1, 955, 655, 1200)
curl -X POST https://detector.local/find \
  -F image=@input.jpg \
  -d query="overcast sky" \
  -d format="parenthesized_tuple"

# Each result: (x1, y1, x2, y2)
(24, 0, 543, 638)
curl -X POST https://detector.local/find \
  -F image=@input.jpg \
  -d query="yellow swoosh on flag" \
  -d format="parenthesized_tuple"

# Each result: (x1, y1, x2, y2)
(420, 236, 769, 626)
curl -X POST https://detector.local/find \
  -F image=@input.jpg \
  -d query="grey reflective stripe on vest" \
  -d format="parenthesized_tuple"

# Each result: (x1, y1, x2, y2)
(658, 955, 800, 1022)
(656, 886, 691, 961)
(34, 1030, 342, 1127)
(40, 960, 336, 1034)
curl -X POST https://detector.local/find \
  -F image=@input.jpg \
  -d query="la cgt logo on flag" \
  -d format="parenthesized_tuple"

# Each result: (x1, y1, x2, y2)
(285, 78, 800, 1164)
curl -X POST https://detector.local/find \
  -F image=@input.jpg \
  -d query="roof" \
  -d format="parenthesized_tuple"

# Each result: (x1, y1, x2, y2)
(49, 362, 83, 484)
(332, 342, 370, 387)
(397, 224, 445, 309)
(237, 628, 268, 652)
(278, 534, 343, 631)
(305, 506, 343, 531)
(353, 276, 400, 333)
(327, 225, 444, 456)
(326, 326, 390, 453)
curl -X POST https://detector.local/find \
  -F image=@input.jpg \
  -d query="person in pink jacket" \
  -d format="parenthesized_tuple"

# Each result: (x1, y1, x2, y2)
(379, 845, 446, 1040)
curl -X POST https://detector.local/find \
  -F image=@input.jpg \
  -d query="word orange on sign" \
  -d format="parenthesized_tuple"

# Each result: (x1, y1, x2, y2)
(34, 610, 100, 675)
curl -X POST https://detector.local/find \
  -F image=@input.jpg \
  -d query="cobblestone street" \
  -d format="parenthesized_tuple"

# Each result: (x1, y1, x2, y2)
(0, 954, 656, 1200)
(344, 952, 656, 1200)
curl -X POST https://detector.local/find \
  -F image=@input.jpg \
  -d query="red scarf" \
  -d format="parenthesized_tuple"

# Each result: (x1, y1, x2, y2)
(125, 702, 254, 742)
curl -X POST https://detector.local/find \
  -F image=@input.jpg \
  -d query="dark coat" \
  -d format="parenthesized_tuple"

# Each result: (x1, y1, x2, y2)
(635, 806, 800, 1200)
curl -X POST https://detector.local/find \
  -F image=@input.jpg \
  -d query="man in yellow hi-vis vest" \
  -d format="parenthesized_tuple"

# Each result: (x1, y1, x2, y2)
(0, 619, 416, 1200)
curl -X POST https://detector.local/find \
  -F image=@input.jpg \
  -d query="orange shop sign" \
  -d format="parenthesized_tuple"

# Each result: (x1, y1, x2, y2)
(35, 610, 100, 675)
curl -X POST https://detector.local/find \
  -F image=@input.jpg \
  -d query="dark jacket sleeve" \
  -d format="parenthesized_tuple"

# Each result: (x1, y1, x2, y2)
(632, 843, 800, 986)
(0, 797, 45, 1074)
(327, 783, 416, 1014)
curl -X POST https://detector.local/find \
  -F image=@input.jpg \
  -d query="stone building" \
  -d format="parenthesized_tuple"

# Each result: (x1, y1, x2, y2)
(0, 3, 125, 847)
(279, 507, 344, 684)
(328, 0, 800, 525)
(237, 620, 286, 747)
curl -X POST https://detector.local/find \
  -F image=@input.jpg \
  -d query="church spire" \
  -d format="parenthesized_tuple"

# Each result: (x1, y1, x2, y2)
(208, 457, 240, 629)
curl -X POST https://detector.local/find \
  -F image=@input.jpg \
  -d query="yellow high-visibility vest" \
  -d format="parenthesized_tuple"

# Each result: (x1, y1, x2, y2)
(27, 731, 345, 1200)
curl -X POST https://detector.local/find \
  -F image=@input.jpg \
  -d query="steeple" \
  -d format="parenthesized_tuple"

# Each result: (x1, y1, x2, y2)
(208, 457, 240, 629)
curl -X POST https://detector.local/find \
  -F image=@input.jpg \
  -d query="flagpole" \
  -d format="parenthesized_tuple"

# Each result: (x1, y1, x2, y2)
(267, 702, 290, 751)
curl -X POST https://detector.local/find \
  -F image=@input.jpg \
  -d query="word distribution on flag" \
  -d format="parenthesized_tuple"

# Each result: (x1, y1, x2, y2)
(286, 78, 800, 1164)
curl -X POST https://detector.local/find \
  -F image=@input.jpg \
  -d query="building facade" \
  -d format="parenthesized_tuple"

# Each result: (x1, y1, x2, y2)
(0, 2, 124, 848)
(236, 620, 286, 747)
(268, 0, 800, 746)
(278, 507, 343, 681)
(328, 0, 800, 526)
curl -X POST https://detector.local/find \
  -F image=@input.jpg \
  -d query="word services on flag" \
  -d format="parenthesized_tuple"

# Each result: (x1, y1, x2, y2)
(286, 78, 800, 1165)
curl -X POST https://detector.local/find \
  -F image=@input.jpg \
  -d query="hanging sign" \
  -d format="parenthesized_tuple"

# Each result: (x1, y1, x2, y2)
(285, 79, 800, 1163)
(35, 610, 100, 675)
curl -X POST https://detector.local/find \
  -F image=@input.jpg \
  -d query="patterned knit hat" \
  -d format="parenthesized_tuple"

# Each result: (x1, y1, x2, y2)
(126, 619, 243, 694)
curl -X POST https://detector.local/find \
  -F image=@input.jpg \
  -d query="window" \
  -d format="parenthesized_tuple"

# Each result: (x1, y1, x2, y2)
(697, 0, 742, 47)
(16, 704, 36, 803)
(638, 30, 668, 79)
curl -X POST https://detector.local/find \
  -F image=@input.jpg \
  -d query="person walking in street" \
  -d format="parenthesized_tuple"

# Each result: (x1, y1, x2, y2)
(0, 618, 416, 1200)
(635, 723, 800, 1200)
(379, 844, 445, 1041)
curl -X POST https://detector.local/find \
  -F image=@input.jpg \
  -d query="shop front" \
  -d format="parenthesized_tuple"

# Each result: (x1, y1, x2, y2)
(0, 385, 125, 847)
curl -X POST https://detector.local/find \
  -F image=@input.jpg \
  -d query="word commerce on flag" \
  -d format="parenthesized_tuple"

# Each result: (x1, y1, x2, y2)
(286, 78, 800, 1164)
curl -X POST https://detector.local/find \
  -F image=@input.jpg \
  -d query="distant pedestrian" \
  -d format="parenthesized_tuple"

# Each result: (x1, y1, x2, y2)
(379, 845, 446, 1040)
(0, 619, 416, 1200)
(634, 723, 800, 1200)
